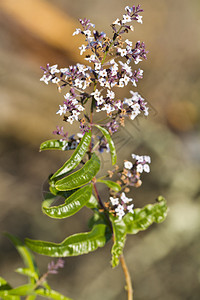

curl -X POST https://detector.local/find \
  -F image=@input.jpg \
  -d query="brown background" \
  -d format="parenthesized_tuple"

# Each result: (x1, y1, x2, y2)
(0, 0, 200, 299)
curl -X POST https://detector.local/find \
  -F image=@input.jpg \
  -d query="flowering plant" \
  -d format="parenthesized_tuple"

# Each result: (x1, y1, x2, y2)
(6, 4, 168, 299)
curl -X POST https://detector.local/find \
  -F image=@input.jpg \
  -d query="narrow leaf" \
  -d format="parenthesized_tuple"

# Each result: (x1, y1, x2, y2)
(110, 216, 127, 268)
(40, 140, 69, 151)
(0, 277, 12, 290)
(5, 234, 39, 284)
(123, 197, 168, 234)
(85, 194, 98, 209)
(4, 284, 35, 296)
(25, 224, 107, 257)
(97, 179, 121, 192)
(42, 185, 92, 219)
(35, 288, 72, 300)
(95, 125, 117, 165)
(15, 268, 39, 281)
(55, 153, 100, 191)
(51, 131, 92, 180)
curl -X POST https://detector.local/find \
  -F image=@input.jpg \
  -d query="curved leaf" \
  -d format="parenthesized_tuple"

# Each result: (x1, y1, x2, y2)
(51, 131, 92, 180)
(55, 153, 100, 191)
(42, 185, 92, 219)
(123, 197, 168, 234)
(95, 125, 117, 165)
(0, 277, 12, 290)
(25, 224, 107, 257)
(35, 288, 72, 300)
(5, 234, 39, 284)
(97, 179, 121, 192)
(110, 216, 127, 268)
(40, 140, 69, 151)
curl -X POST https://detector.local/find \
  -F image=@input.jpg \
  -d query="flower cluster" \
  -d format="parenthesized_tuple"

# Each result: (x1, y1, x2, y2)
(110, 192, 134, 220)
(39, 4, 148, 133)
(53, 126, 83, 150)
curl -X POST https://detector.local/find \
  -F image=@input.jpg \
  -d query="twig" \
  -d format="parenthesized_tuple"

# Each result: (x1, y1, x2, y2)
(120, 254, 133, 300)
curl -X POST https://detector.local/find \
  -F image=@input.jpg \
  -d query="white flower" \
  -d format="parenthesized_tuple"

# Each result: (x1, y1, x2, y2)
(72, 110, 80, 121)
(79, 44, 87, 55)
(52, 77, 60, 84)
(67, 115, 74, 124)
(96, 96, 104, 106)
(143, 164, 150, 173)
(122, 14, 132, 24)
(99, 69, 107, 77)
(121, 192, 132, 203)
(91, 89, 101, 100)
(125, 39, 133, 47)
(56, 104, 67, 116)
(124, 161, 133, 170)
(76, 105, 85, 112)
(124, 75, 130, 86)
(40, 74, 52, 85)
(110, 197, 119, 206)
(127, 204, 134, 214)
(113, 18, 121, 25)
(137, 69, 144, 77)
(135, 56, 142, 64)
(83, 30, 91, 37)
(107, 90, 115, 99)
(50, 64, 59, 75)
(94, 63, 101, 71)
(144, 155, 151, 164)
(125, 6, 132, 13)
(118, 48, 127, 57)
(118, 78, 125, 88)
(115, 204, 125, 220)
(137, 164, 143, 173)
(73, 28, 81, 36)
(136, 15, 143, 24)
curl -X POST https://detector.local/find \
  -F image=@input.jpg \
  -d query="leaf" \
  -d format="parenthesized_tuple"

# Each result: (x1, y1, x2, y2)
(95, 125, 117, 165)
(0, 277, 12, 290)
(40, 140, 69, 151)
(4, 284, 35, 296)
(110, 216, 127, 268)
(123, 197, 168, 234)
(5, 234, 39, 284)
(15, 268, 39, 281)
(25, 224, 107, 257)
(42, 185, 92, 219)
(51, 131, 92, 180)
(97, 179, 121, 192)
(85, 194, 98, 209)
(55, 153, 100, 191)
(35, 288, 72, 300)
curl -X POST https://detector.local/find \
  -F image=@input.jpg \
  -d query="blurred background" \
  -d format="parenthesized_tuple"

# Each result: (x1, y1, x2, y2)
(0, 0, 200, 299)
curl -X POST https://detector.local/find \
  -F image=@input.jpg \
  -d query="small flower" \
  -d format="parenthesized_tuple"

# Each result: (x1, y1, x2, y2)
(73, 28, 81, 36)
(113, 18, 121, 25)
(79, 44, 87, 55)
(122, 14, 132, 24)
(136, 15, 143, 24)
(136, 164, 143, 173)
(143, 164, 150, 173)
(127, 204, 134, 214)
(124, 161, 133, 170)
(110, 197, 119, 206)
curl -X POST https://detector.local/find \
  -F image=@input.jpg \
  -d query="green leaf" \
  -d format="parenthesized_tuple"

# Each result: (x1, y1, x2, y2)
(4, 284, 35, 296)
(15, 268, 39, 281)
(25, 224, 107, 257)
(0, 277, 12, 290)
(40, 140, 69, 151)
(85, 194, 98, 209)
(35, 288, 72, 300)
(55, 153, 100, 191)
(42, 185, 92, 219)
(97, 179, 121, 192)
(123, 197, 168, 234)
(51, 131, 92, 180)
(110, 216, 127, 268)
(95, 125, 117, 165)
(5, 234, 39, 284)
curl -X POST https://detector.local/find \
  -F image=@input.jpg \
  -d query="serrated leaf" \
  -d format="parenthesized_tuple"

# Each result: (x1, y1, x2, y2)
(110, 216, 127, 268)
(25, 224, 107, 257)
(95, 125, 117, 165)
(55, 153, 100, 191)
(40, 140, 69, 151)
(5, 234, 39, 284)
(123, 197, 168, 234)
(42, 185, 92, 219)
(51, 131, 92, 180)
(35, 288, 72, 300)
(15, 268, 39, 281)
(97, 179, 121, 192)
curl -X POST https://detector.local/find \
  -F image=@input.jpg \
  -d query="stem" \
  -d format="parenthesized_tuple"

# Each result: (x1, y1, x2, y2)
(120, 254, 133, 300)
